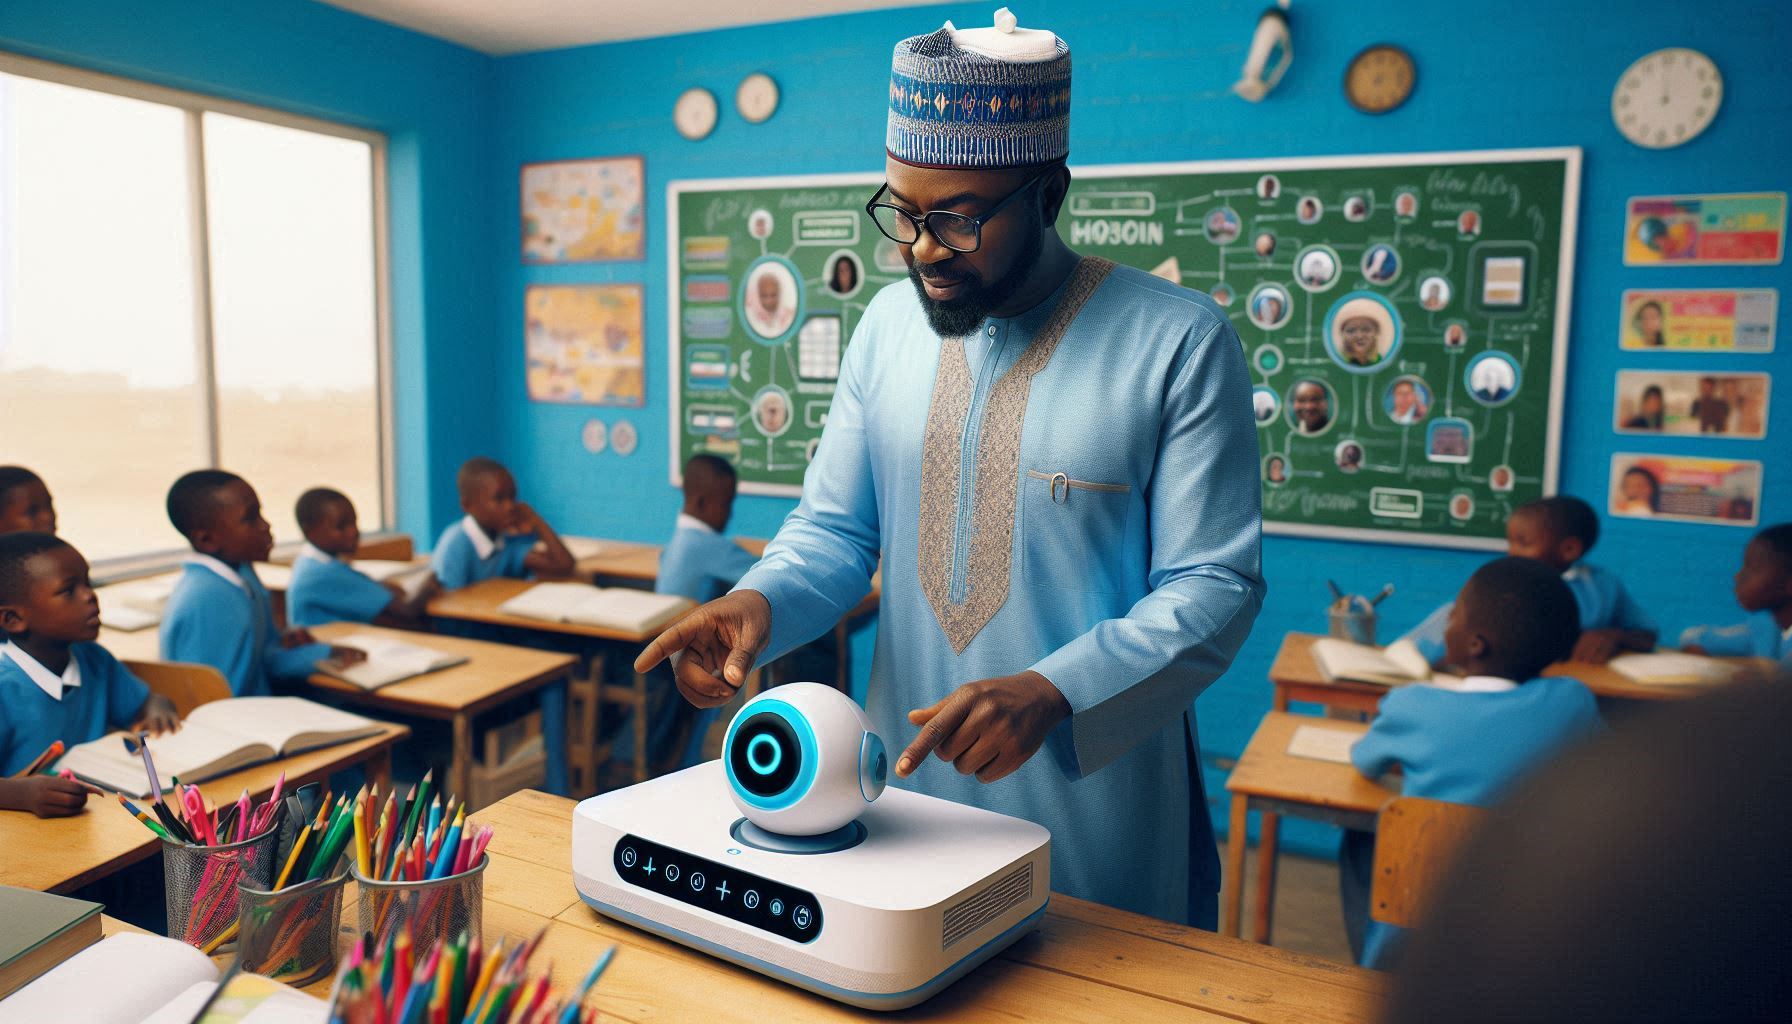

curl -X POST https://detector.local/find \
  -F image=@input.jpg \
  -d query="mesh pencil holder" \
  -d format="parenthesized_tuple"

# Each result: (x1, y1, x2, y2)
(236, 871, 350, 986)
(351, 855, 486, 948)
(163, 829, 280, 950)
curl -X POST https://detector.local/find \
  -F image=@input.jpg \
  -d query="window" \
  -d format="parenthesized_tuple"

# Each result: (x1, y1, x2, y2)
(0, 55, 390, 566)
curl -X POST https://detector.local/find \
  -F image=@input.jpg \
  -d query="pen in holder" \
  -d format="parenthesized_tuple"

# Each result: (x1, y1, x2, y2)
(352, 855, 486, 949)
(235, 870, 350, 986)
(162, 829, 280, 951)
(1327, 581, 1394, 646)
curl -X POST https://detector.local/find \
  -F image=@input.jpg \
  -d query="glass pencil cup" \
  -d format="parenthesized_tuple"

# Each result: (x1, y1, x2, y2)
(163, 830, 280, 951)
(351, 855, 486, 948)
(236, 871, 350, 986)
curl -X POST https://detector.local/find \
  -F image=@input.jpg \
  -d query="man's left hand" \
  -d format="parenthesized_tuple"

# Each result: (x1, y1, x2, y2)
(1570, 628, 1625, 664)
(895, 671, 1071, 783)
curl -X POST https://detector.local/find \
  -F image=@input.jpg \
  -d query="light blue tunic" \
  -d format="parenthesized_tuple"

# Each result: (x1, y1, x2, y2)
(287, 549, 393, 627)
(735, 262, 1265, 925)
(658, 518, 762, 767)
(1399, 562, 1656, 666)
(0, 642, 150, 775)
(430, 517, 535, 591)
(1680, 614, 1792, 664)
(161, 557, 332, 696)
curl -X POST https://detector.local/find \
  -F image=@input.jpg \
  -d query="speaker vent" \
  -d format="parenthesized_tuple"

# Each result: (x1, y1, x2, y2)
(941, 863, 1032, 950)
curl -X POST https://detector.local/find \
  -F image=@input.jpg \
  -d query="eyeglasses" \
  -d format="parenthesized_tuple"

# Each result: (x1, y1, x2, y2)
(864, 173, 1048, 254)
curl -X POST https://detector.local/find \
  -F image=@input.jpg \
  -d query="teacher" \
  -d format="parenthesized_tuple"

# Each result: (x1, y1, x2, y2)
(637, 11, 1264, 927)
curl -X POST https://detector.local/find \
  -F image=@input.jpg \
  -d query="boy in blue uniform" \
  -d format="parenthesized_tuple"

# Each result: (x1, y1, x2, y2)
(1400, 496, 1655, 665)
(1343, 557, 1603, 969)
(0, 466, 57, 535)
(1680, 523, 1792, 665)
(159, 470, 364, 696)
(430, 457, 575, 590)
(0, 532, 180, 816)
(287, 487, 438, 627)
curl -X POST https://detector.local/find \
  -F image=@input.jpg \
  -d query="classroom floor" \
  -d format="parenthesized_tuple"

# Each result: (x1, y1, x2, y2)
(1222, 841, 1355, 964)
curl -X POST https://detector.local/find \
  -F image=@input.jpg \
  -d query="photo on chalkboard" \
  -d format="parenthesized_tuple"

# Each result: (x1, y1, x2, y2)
(1613, 371, 1769, 438)
(1426, 418, 1473, 463)
(1609, 453, 1762, 527)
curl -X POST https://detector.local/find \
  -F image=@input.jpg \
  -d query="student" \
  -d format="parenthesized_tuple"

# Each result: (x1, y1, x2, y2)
(1680, 523, 1792, 666)
(287, 487, 437, 627)
(160, 470, 363, 696)
(0, 532, 180, 816)
(0, 466, 56, 535)
(1691, 375, 1730, 433)
(1400, 496, 1656, 665)
(1342, 556, 1602, 969)
(430, 457, 575, 590)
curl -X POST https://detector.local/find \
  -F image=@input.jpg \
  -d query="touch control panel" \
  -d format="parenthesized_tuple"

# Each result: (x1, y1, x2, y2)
(615, 834, 823, 943)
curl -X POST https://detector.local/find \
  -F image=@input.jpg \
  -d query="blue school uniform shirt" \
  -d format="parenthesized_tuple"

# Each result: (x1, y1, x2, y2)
(1399, 562, 1656, 666)
(1349, 675, 1604, 968)
(287, 543, 393, 627)
(656, 515, 760, 605)
(1679, 614, 1792, 665)
(160, 554, 332, 697)
(430, 516, 535, 591)
(0, 641, 150, 775)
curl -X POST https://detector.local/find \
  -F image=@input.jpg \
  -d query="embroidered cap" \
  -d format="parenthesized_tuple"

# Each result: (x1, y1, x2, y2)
(886, 7, 1071, 170)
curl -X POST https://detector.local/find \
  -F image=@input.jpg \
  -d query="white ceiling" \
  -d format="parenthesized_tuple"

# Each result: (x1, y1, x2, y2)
(315, 0, 946, 56)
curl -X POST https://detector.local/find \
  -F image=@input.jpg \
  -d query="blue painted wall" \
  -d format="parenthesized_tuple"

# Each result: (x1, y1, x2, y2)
(0, 0, 495, 541)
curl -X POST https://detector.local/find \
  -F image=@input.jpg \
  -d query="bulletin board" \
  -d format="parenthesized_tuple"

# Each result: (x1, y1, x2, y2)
(668, 148, 1579, 550)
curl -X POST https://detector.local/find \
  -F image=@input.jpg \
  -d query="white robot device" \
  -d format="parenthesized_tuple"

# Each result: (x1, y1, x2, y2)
(571, 683, 1051, 1010)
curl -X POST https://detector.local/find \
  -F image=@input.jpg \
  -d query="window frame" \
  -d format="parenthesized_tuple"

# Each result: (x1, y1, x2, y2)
(0, 50, 397, 575)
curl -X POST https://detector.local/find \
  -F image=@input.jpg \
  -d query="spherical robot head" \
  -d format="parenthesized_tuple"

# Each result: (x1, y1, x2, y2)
(723, 682, 887, 836)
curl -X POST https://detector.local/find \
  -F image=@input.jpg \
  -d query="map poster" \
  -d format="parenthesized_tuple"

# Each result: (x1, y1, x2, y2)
(521, 156, 646, 263)
(525, 284, 646, 407)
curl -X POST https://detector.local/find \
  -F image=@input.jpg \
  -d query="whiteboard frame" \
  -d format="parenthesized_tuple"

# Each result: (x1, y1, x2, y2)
(667, 147, 1582, 553)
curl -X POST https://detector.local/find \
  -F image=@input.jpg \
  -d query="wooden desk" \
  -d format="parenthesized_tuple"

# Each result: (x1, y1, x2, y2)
(305, 623, 577, 805)
(1221, 712, 1392, 942)
(0, 723, 407, 895)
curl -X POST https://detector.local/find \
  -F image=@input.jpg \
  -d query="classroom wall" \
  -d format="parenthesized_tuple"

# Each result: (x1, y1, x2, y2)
(0, 0, 495, 541)
(491, 0, 1792, 854)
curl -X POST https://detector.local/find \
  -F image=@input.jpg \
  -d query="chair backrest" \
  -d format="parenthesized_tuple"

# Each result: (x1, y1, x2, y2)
(1371, 796, 1487, 929)
(354, 534, 414, 561)
(125, 660, 232, 717)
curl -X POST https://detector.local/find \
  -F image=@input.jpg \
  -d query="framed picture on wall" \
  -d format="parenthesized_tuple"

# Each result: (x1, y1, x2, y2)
(525, 284, 646, 407)
(521, 156, 645, 263)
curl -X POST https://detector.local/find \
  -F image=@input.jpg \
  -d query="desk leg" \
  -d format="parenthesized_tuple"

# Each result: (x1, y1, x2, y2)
(450, 713, 473, 803)
(542, 678, 568, 796)
(1221, 794, 1249, 938)
(1253, 812, 1281, 944)
(1272, 684, 1289, 713)
(632, 672, 649, 784)
(366, 747, 393, 793)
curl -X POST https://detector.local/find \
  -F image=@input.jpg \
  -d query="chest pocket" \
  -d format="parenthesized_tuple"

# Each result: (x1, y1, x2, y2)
(1021, 469, 1132, 595)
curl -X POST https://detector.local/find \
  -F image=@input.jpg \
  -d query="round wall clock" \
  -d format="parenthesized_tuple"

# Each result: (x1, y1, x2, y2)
(674, 87, 718, 140)
(1343, 44, 1416, 115)
(736, 72, 779, 124)
(1612, 48, 1721, 149)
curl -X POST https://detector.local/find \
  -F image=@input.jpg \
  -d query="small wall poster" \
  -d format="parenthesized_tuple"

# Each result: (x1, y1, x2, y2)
(525, 284, 646, 406)
(521, 156, 645, 263)
(1624, 192, 1785, 266)
(1609, 453, 1761, 527)
(1619, 288, 1777, 352)
(1613, 370, 1769, 438)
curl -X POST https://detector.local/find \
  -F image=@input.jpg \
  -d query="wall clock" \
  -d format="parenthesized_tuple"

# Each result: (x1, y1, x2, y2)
(1612, 48, 1721, 149)
(737, 72, 779, 124)
(674, 87, 718, 141)
(1343, 44, 1416, 115)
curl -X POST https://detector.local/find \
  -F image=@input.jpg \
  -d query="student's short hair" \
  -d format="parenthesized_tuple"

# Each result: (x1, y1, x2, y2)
(166, 469, 246, 538)
(0, 466, 43, 504)
(295, 487, 351, 530)
(0, 531, 71, 605)
(1515, 496, 1600, 552)
(683, 454, 737, 494)
(1754, 523, 1792, 572)
(1461, 557, 1581, 681)
(456, 457, 511, 498)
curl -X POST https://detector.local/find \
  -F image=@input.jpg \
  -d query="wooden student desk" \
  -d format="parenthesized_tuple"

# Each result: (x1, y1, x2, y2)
(1220, 712, 1392, 943)
(0, 722, 407, 895)
(304, 623, 578, 806)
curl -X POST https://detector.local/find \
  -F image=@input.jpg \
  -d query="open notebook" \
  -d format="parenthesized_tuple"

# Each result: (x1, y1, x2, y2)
(54, 698, 381, 798)
(1607, 651, 1742, 686)
(1310, 637, 1436, 686)
(0, 932, 320, 1024)
(318, 633, 467, 690)
(497, 582, 692, 634)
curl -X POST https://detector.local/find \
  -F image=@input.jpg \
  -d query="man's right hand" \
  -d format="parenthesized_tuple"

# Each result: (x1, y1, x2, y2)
(635, 590, 772, 708)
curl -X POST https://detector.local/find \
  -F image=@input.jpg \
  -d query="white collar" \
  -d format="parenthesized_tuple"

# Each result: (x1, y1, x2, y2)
(1782, 621, 1792, 643)
(185, 552, 248, 592)
(1562, 565, 1586, 582)
(298, 542, 337, 565)
(1452, 675, 1519, 694)
(460, 515, 497, 559)
(676, 512, 718, 536)
(2, 642, 81, 701)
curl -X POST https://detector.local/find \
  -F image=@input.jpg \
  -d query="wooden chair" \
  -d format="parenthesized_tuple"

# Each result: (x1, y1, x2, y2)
(353, 534, 414, 561)
(124, 660, 232, 717)
(1370, 796, 1487, 929)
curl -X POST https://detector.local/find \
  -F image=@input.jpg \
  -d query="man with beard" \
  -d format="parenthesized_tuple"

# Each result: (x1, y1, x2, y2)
(636, 11, 1264, 928)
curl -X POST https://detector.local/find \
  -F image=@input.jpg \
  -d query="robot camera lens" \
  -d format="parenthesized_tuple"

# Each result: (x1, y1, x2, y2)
(730, 712, 802, 798)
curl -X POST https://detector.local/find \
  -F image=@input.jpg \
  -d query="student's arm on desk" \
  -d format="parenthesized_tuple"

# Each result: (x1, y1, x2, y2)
(1349, 690, 1413, 780)
(0, 775, 90, 817)
(517, 503, 575, 577)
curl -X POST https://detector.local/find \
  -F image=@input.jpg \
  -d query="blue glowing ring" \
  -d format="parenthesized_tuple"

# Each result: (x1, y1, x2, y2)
(723, 699, 818, 811)
(747, 733, 782, 775)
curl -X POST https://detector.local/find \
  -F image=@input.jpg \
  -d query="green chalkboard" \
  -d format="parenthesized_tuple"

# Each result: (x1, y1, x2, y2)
(669, 149, 1579, 549)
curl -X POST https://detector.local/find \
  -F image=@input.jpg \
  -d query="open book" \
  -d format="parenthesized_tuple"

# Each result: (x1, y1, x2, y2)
(318, 633, 467, 690)
(0, 932, 320, 1024)
(1310, 637, 1434, 687)
(95, 575, 180, 633)
(1285, 724, 1362, 765)
(497, 582, 692, 634)
(1607, 651, 1741, 687)
(557, 537, 610, 561)
(54, 698, 381, 798)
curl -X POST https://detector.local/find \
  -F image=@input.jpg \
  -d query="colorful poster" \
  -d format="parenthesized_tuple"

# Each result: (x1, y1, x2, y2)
(1613, 371, 1769, 439)
(525, 284, 645, 406)
(1620, 288, 1777, 352)
(521, 156, 645, 263)
(1624, 192, 1785, 265)
(1609, 453, 1761, 527)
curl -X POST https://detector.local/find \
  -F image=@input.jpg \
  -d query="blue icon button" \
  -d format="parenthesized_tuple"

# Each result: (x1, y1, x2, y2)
(769, 898, 784, 917)
(621, 848, 637, 868)
(643, 858, 655, 876)
(743, 890, 760, 909)
(664, 864, 680, 883)
(690, 872, 706, 892)
(715, 880, 730, 900)
(793, 905, 813, 929)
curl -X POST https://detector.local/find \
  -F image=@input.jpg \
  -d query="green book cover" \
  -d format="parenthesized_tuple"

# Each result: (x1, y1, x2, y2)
(0, 885, 102, 966)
